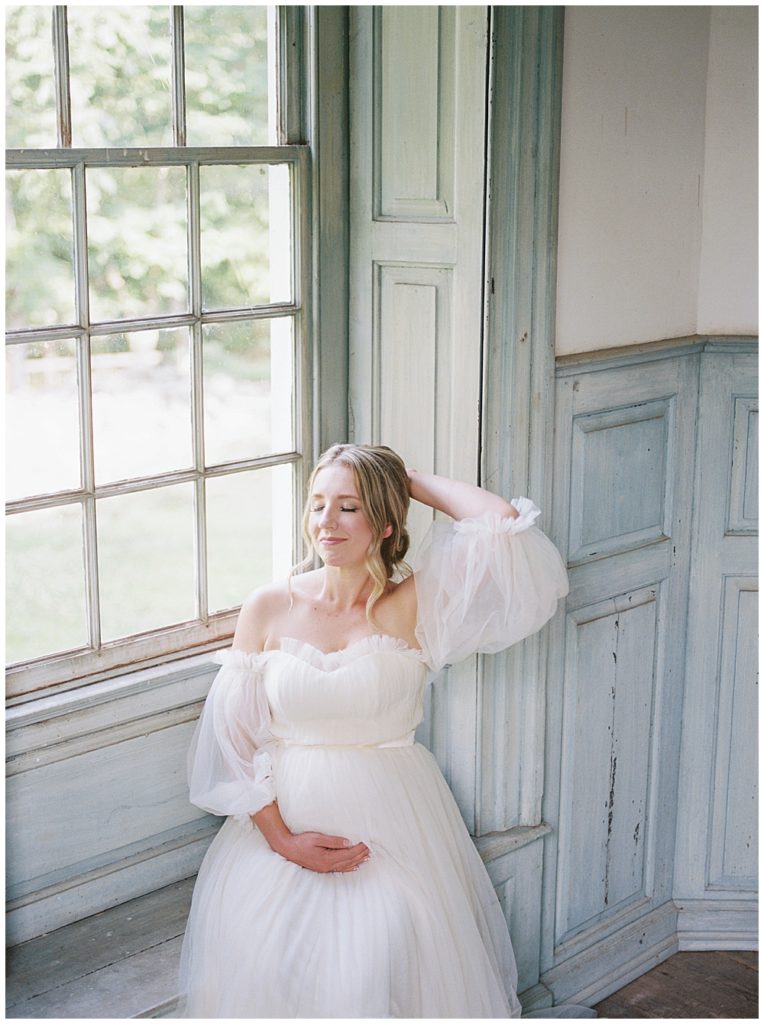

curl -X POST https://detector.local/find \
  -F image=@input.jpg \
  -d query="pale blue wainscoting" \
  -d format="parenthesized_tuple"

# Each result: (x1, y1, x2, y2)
(5, 657, 223, 944)
(536, 337, 758, 1007)
(673, 344, 758, 946)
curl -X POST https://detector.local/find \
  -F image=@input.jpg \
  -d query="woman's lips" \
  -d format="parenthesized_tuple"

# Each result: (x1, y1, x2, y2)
(319, 538, 345, 546)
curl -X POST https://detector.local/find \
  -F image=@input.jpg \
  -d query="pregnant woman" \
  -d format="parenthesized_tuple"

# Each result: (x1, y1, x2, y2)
(179, 443, 573, 1018)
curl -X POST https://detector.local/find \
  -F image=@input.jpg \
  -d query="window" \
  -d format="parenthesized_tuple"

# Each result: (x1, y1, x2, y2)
(5, 6, 310, 699)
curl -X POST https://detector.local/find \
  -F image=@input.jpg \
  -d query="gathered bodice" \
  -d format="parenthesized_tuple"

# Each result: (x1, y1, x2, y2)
(262, 636, 428, 748)
(187, 500, 570, 822)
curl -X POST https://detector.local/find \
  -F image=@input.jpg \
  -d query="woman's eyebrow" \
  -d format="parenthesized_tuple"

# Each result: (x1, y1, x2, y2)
(311, 493, 360, 500)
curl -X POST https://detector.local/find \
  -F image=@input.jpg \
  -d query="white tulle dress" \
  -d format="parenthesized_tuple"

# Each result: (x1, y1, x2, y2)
(179, 500, 571, 1018)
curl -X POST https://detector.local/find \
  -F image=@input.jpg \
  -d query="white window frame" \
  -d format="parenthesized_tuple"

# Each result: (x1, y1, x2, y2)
(5, 6, 313, 701)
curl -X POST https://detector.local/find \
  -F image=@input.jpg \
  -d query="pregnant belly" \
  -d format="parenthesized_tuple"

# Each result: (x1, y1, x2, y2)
(272, 742, 457, 853)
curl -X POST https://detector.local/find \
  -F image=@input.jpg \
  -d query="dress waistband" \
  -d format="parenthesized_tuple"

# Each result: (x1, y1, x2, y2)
(278, 732, 416, 750)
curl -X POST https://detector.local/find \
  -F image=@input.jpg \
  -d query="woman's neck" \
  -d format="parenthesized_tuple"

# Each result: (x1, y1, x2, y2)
(316, 565, 375, 615)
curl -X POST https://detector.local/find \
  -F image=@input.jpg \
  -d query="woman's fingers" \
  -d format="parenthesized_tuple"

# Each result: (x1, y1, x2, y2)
(282, 831, 371, 873)
(317, 833, 356, 849)
(318, 838, 370, 873)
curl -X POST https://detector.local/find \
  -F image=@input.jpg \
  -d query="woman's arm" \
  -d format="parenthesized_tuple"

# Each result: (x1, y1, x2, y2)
(252, 802, 369, 873)
(406, 469, 518, 521)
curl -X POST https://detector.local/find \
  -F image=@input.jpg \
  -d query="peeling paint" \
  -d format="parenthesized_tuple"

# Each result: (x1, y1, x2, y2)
(604, 752, 618, 906)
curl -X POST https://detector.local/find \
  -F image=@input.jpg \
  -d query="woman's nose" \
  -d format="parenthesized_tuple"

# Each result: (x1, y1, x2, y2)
(319, 506, 336, 528)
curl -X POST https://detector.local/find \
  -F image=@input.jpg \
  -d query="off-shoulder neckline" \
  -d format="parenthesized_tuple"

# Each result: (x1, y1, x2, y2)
(215, 633, 426, 672)
(280, 633, 420, 656)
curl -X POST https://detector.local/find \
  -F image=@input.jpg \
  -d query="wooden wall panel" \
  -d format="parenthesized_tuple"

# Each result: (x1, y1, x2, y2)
(569, 399, 672, 563)
(556, 589, 658, 942)
(376, 7, 454, 219)
(375, 263, 451, 541)
(728, 398, 758, 533)
(674, 347, 758, 928)
(6, 659, 218, 943)
(544, 349, 698, 981)
(349, 6, 488, 830)
(707, 578, 758, 888)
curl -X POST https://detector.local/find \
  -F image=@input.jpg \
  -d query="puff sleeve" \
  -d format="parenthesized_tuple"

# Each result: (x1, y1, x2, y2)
(188, 649, 276, 820)
(413, 497, 569, 673)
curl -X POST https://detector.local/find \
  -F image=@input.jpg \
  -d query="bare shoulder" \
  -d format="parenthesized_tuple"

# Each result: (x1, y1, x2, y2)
(232, 579, 292, 652)
(391, 572, 417, 610)
(375, 572, 419, 647)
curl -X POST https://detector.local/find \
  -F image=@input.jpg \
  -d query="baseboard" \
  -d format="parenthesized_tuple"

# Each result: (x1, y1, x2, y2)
(539, 900, 679, 1007)
(519, 981, 555, 1014)
(676, 897, 758, 951)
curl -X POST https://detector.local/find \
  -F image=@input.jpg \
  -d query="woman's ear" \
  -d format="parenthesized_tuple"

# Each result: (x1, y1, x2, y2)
(382, 523, 393, 539)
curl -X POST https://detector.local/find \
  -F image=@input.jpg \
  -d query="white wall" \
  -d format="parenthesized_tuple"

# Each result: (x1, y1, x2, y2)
(556, 6, 757, 356)
(697, 6, 758, 334)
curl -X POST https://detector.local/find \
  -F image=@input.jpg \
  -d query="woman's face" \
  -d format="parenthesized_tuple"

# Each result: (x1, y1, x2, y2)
(309, 463, 376, 568)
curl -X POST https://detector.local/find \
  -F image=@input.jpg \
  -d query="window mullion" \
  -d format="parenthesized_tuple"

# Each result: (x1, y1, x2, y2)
(171, 6, 187, 147)
(187, 161, 208, 622)
(77, 335, 101, 652)
(71, 158, 101, 650)
(51, 6, 72, 148)
(275, 6, 306, 144)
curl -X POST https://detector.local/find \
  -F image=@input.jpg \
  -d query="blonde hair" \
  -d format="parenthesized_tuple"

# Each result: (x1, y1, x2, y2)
(295, 443, 411, 622)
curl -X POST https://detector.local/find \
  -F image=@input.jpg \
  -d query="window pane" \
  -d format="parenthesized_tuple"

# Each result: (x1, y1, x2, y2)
(203, 318, 294, 466)
(206, 464, 294, 614)
(6, 504, 88, 663)
(92, 329, 192, 484)
(5, 5, 57, 148)
(68, 6, 172, 148)
(97, 484, 196, 642)
(185, 6, 270, 146)
(201, 163, 293, 310)
(6, 169, 75, 329)
(6, 340, 81, 501)
(87, 166, 188, 323)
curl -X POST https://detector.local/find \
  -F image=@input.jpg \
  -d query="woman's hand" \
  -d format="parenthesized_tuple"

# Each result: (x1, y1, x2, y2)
(252, 802, 370, 873)
(406, 468, 517, 521)
(274, 831, 371, 873)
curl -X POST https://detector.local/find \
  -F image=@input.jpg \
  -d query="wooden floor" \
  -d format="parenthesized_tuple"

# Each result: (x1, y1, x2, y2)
(594, 950, 758, 1019)
(5, 879, 758, 1018)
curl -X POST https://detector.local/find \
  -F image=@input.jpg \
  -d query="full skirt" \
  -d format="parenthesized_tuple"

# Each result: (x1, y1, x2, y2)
(179, 742, 522, 1018)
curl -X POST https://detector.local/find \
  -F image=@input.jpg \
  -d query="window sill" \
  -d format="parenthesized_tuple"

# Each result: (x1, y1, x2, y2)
(6, 618, 237, 707)
(6, 646, 225, 745)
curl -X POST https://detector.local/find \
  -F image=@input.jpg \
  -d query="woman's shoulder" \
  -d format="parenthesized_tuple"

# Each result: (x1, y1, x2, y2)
(374, 574, 418, 644)
(234, 578, 296, 651)
(239, 579, 291, 616)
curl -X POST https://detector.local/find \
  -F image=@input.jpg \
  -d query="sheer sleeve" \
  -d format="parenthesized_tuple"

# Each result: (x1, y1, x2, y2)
(187, 649, 276, 820)
(413, 497, 569, 673)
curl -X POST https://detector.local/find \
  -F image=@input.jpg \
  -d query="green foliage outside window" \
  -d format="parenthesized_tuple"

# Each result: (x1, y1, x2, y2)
(5, 6, 299, 679)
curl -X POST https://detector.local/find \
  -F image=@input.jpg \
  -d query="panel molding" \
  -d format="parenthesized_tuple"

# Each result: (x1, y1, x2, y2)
(555, 585, 659, 947)
(568, 398, 674, 564)
(727, 396, 758, 534)
(374, 6, 455, 221)
(707, 575, 758, 890)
